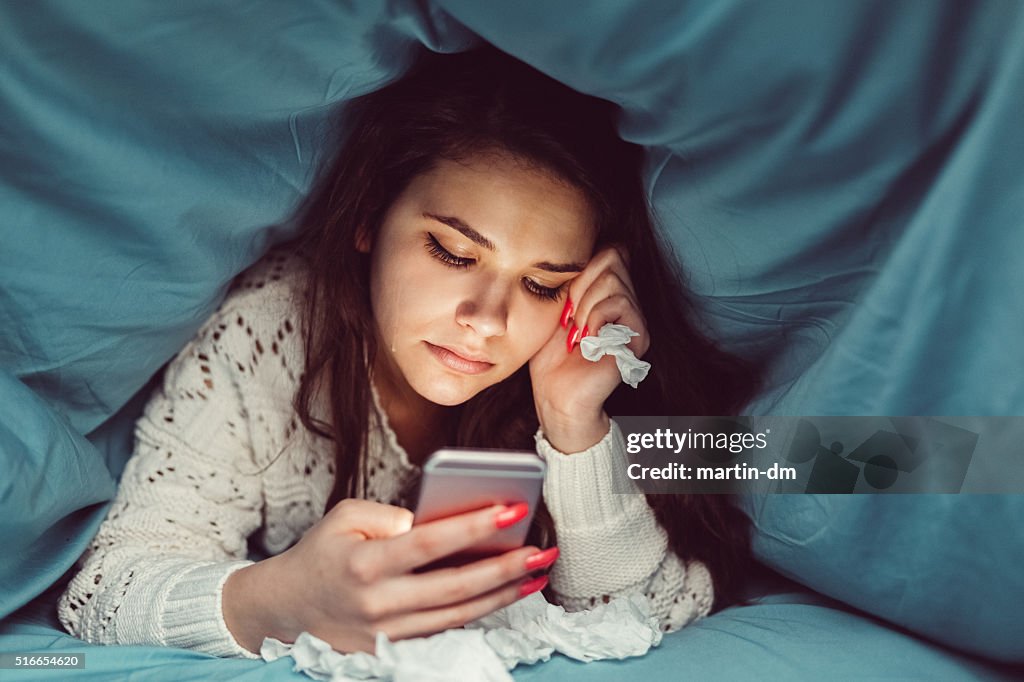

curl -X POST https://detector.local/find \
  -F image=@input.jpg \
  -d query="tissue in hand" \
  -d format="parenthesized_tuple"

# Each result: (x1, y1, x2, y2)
(578, 323, 651, 388)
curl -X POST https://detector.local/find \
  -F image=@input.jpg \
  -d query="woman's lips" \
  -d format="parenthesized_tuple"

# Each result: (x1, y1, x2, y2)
(425, 342, 495, 375)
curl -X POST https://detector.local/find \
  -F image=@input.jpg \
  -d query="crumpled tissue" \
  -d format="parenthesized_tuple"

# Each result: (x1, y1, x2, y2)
(260, 592, 662, 682)
(578, 323, 651, 388)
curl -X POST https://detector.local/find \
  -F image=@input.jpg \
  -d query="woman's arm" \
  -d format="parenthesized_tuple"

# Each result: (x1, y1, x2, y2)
(535, 419, 713, 632)
(57, 298, 274, 658)
(59, 275, 554, 657)
(526, 246, 711, 630)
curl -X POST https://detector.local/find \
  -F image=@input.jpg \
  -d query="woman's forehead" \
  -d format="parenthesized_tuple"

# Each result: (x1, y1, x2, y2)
(402, 154, 597, 253)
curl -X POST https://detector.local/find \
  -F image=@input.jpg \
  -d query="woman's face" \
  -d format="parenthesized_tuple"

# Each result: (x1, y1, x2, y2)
(363, 151, 597, 407)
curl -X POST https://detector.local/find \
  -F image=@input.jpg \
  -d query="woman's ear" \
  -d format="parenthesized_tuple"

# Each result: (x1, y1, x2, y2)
(355, 225, 372, 253)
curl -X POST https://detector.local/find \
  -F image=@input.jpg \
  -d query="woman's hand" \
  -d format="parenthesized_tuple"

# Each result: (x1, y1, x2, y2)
(223, 499, 555, 654)
(528, 245, 649, 454)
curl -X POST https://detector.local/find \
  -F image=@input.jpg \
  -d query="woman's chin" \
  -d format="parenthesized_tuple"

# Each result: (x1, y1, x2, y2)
(412, 374, 492, 407)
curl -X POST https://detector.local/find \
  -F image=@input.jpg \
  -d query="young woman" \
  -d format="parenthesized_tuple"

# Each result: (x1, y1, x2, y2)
(58, 45, 759, 658)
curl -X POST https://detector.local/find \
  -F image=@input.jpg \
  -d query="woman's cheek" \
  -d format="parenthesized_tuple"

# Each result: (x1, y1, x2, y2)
(517, 303, 560, 358)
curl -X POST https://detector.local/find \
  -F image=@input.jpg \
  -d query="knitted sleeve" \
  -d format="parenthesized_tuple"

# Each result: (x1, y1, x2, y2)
(535, 420, 714, 633)
(56, 298, 278, 659)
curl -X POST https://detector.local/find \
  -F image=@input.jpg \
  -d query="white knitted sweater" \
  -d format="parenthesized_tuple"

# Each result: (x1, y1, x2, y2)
(57, 250, 713, 659)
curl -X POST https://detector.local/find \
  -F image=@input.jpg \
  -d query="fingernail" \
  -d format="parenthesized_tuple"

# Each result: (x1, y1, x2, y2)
(566, 325, 578, 353)
(495, 502, 529, 529)
(581, 325, 589, 339)
(560, 298, 574, 329)
(569, 327, 585, 352)
(524, 547, 560, 571)
(519, 575, 549, 597)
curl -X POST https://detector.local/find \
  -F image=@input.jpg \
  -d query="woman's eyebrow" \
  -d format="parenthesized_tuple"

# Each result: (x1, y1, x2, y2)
(532, 260, 584, 273)
(424, 212, 585, 273)
(425, 213, 494, 249)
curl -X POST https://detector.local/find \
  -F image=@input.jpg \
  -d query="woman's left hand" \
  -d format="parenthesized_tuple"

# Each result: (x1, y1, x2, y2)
(529, 245, 649, 454)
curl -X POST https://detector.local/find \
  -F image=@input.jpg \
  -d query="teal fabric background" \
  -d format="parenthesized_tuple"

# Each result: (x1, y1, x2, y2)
(436, 0, 1024, 416)
(2, 0, 1022, 676)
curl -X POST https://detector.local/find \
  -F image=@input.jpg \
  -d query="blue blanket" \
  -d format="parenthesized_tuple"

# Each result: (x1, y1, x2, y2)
(2, 577, 1018, 681)
(2, 0, 1022, 676)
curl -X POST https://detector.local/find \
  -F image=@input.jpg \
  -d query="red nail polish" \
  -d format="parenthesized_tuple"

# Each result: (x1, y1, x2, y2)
(560, 298, 574, 329)
(569, 325, 584, 352)
(581, 325, 589, 339)
(525, 547, 560, 571)
(566, 325, 578, 353)
(495, 502, 529, 529)
(519, 575, 549, 597)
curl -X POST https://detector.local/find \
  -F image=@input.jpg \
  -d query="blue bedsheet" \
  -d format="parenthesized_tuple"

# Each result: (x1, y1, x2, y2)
(2, 578, 1019, 681)
(2, 0, 1023, 677)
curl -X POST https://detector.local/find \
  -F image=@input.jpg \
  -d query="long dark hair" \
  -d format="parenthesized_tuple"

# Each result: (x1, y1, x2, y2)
(281, 45, 760, 609)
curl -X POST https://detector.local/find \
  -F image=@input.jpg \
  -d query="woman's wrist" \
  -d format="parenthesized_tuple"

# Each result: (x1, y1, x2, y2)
(223, 554, 297, 654)
(538, 408, 610, 454)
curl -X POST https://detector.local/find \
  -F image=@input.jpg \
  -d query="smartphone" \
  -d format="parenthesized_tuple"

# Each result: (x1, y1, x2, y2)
(413, 448, 546, 567)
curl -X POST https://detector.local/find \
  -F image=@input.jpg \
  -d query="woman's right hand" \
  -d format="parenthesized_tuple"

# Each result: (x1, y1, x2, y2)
(223, 498, 556, 655)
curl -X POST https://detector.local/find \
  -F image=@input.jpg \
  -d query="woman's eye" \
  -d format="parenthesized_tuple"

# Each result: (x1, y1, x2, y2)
(425, 233, 474, 269)
(426, 233, 562, 301)
(523, 278, 564, 302)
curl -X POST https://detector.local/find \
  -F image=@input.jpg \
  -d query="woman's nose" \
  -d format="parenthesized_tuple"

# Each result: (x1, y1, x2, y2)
(455, 283, 509, 337)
